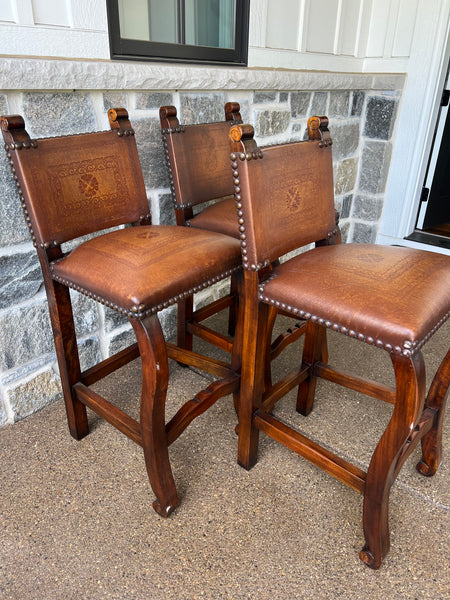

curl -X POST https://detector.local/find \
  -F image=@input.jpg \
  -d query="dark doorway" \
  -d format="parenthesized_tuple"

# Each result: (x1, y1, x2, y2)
(422, 104, 450, 235)
(407, 72, 450, 250)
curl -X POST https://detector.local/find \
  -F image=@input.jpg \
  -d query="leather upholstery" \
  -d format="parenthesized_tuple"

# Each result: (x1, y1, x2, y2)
(232, 139, 336, 268)
(189, 196, 239, 238)
(163, 121, 238, 209)
(229, 119, 450, 569)
(159, 104, 244, 350)
(51, 225, 241, 318)
(1, 109, 244, 522)
(261, 244, 450, 356)
(8, 129, 148, 246)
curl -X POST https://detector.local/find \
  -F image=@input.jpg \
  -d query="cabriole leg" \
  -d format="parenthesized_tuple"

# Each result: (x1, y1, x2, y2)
(131, 314, 179, 517)
(417, 348, 450, 476)
(360, 352, 426, 569)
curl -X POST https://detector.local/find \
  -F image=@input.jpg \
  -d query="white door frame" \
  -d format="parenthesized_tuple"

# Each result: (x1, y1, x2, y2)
(378, 0, 450, 255)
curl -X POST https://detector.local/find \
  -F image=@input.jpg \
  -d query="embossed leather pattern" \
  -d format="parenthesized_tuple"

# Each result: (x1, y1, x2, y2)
(159, 104, 244, 353)
(51, 225, 242, 318)
(229, 118, 450, 569)
(163, 121, 238, 209)
(10, 130, 148, 246)
(234, 140, 336, 269)
(260, 244, 450, 355)
(1, 109, 244, 523)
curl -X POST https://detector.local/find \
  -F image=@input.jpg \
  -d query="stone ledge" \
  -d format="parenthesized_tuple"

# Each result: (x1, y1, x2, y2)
(0, 57, 406, 92)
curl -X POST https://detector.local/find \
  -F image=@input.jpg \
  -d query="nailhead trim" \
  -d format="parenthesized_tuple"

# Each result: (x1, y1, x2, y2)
(115, 128, 135, 137)
(161, 126, 185, 134)
(139, 213, 152, 225)
(50, 264, 242, 320)
(41, 240, 61, 250)
(4, 140, 38, 151)
(231, 138, 448, 356)
(4, 142, 39, 246)
(258, 276, 450, 357)
(230, 150, 338, 270)
(160, 126, 192, 210)
(4, 129, 135, 248)
(326, 227, 340, 239)
(230, 151, 263, 270)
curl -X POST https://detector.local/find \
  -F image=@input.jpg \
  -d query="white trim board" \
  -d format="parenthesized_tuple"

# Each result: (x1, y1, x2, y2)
(378, 0, 450, 249)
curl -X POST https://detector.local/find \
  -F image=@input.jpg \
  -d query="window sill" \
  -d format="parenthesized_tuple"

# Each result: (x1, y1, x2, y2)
(0, 56, 406, 92)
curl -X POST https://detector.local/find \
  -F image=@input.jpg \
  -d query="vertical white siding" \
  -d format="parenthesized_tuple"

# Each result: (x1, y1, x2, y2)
(0, 0, 16, 22)
(392, 0, 419, 57)
(248, 0, 268, 47)
(305, 0, 340, 54)
(266, 0, 302, 50)
(71, 0, 107, 31)
(249, 0, 418, 71)
(14, 0, 34, 25)
(31, 0, 70, 26)
(338, 0, 362, 56)
(0, 0, 423, 67)
(365, 0, 391, 56)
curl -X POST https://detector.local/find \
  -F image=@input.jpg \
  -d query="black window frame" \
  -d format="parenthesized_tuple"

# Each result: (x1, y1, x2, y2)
(106, 0, 250, 67)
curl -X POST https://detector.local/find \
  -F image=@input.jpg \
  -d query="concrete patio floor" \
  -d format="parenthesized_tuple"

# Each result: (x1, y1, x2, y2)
(1, 315, 449, 599)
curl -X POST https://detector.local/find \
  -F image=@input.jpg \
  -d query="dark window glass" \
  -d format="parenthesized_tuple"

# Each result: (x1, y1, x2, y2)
(106, 0, 249, 66)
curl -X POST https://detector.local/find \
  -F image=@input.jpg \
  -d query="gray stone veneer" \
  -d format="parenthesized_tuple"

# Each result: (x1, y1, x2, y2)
(0, 83, 401, 425)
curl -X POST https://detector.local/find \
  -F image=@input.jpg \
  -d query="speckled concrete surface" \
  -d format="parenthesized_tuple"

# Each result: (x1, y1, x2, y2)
(1, 317, 449, 600)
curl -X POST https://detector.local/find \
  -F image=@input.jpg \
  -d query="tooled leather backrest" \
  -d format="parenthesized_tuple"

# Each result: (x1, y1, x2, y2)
(229, 117, 337, 270)
(1, 109, 149, 248)
(160, 103, 242, 209)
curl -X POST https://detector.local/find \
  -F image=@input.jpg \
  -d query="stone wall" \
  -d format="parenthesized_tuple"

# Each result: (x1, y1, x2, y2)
(0, 84, 401, 425)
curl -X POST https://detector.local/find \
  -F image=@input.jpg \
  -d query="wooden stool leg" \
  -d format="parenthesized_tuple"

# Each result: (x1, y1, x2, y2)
(177, 296, 194, 352)
(262, 305, 278, 393)
(238, 289, 271, 470)
(360, 352, 426, 569)
(131, 315, 179, 517)
(296, 321, 328, 416)
(47, 280, 89, 440)
(228, 272, 238, 337)
(417, 348, 450, 477)
(231, 271, 244, 416)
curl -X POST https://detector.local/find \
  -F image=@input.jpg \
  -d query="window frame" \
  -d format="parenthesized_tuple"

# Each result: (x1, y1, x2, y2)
(106, 0, 250, 67)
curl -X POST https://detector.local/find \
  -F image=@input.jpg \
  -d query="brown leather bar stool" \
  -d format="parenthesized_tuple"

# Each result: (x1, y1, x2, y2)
(160, 103, 307, 392)
(0, 108, 244, 518)
(159, 102, 243, 353)
(229, 117, 450, 568)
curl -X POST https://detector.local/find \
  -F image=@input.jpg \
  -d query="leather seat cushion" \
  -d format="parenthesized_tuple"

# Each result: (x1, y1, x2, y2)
(188, 197, 239, 239)
(260, 244, 450, 356)
(51, 225, 241, 317)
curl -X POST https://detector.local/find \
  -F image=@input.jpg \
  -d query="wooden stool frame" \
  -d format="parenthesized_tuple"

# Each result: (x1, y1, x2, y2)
(1, 109, 244, 518)
(229, 118, 450, 568)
